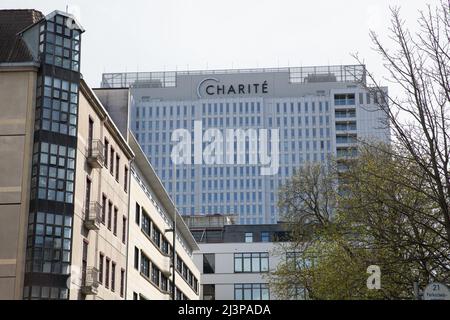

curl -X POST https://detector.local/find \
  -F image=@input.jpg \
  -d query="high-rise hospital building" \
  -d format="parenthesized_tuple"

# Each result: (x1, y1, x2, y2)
(99, 66, 389, 224)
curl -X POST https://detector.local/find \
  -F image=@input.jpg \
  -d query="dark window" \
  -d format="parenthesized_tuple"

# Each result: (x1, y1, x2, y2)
(134, 247, 139, 270)
(115, 155, 120, 181)
(141, 210, 151, 236)
(84, 177, 91, 215)
(105, 258, 110, 288)
(182, 263, 188, 279)
(161, 275, 168, 292)
(104, 139, 109, 168)
(203, 284, 215, 300)
(110, 147, 115, 175)
(140, 253, 150, 278)
(99, 253, 104, 284)
(194, 278, 198, 293)
(113, 207, 118, 236)
(122, 216, 127, 244)
(261, 232, 270, 242)
(135, 203, 140, 225)
(88, 118, 94, 151)
(81, 241, 88, 287)
(176, 288, 182, 300)
(107, 201, 112, 230)
(151, 264, 160, 286)
(120, 269, 125, 298)
(245, 232, 253, 243)
(124, 166, 129, 192)
(152, 225, 161, 247)
(101, 195, 106, 224)
(203, 253, 215, 274)
(111, 262, 116, 292)
(176, 255, 183, 273)
(162, 238, 169, 255)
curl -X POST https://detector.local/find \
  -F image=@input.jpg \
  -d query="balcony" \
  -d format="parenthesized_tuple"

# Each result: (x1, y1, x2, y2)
(86, 140, 105, 168)
(83, 202, 102, 230)
(161, 255, 172, 277)
(81, 267, 99, 295)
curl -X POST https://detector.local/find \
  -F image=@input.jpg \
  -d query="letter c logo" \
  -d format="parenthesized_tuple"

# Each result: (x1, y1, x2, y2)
(197, 78, 219, 98)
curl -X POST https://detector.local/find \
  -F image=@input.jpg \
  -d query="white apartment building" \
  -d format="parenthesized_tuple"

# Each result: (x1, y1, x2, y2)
(185, 215, 291, 300)
(127, 135, 200, 300)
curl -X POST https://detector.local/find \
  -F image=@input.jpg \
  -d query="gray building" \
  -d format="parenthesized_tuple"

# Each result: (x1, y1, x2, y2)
(99, 65, 389, 224)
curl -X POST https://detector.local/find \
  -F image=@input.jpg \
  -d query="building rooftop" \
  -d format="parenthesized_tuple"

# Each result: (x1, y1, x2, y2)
(0, 9, 44, 63)
(183, 214, 290, 244)
(101, 64, 367, 89)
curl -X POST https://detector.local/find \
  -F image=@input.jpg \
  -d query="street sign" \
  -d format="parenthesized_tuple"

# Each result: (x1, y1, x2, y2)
(423, 282, 450, 300)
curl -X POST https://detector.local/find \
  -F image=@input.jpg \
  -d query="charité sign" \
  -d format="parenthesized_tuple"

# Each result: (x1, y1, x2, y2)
(196, 77, 269, 98)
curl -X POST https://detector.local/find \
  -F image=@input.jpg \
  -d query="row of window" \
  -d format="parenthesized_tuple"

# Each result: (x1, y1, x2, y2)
(136, 100, 332, 118)
(87, 119, 129, 192)
(335, 92, 383, 106)
(98, 253, 125, 297)
(135, 202, 199, 294)
(136, 203, 171, 255)
(203, 251, 271, 275)
(132, 286, 188, 300)
(234, 253, 269, 273)
(234, 283, 270, 300)
(176, 255, 199, 293)
(202, 283, 270, 300)
(135, 115, 332, 134)
(100, 194, 127, 243)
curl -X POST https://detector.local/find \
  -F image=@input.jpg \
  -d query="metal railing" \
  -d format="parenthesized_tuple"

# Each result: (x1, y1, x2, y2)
(81, 267, 99, 295)
(83, 202, 102, 230)
(101, 64, 366, 89)
(86, 139, 105, 168)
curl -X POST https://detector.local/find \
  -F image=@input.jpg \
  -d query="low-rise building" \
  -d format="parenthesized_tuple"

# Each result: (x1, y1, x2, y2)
(185, 214, 290, 300)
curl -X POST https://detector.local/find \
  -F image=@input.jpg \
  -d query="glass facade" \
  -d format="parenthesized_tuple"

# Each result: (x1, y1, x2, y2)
(132, 97, 334, 224)
(24, 12, 83, 300)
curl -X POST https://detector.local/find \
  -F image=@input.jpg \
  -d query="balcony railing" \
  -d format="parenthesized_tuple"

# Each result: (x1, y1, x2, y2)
(83, 202, 102, 230)
(86, 139, 105, 168)
(81, 267, 99, 295)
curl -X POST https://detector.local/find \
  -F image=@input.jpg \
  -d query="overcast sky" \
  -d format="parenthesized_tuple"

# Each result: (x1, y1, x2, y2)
(1, 0, 441, 96)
